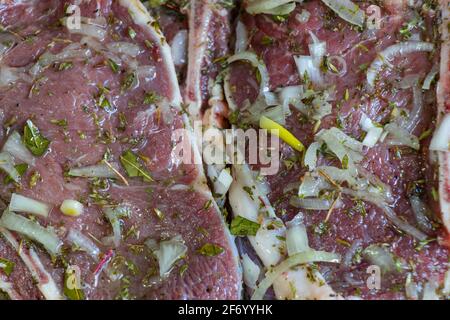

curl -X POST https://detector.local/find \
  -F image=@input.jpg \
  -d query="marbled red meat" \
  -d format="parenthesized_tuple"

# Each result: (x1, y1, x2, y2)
(0, 0, 241, 300)
(227, 0, 449, 299)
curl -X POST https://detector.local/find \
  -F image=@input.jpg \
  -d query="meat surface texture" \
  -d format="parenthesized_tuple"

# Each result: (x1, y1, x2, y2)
(0, 0, 241, 300)
(226, 0, 449, 299)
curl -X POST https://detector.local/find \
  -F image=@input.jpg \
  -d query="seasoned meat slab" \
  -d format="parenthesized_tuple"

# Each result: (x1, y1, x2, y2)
(226, 0, 449, 299)
(0, 0, 240, 300)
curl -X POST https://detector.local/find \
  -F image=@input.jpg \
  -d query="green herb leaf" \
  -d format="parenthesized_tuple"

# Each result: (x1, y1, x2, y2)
(4, 163, 28, 184)
(0, 257, 15, 276)
(107, 59, 120, 73)
(143, 91, 159, 105)
(342, 154, 349, 169)
(121, 72, 136, 92)
(128, 27, 137, 40)
(120, 150, 153, 182)
(23, 120, 50, 156)
(50, 119, 68, 127)
(230, 216, 260, 236)
(58, 61, 73, 71)
(96, 86, 112, 110)
(197, 243, 224, 257)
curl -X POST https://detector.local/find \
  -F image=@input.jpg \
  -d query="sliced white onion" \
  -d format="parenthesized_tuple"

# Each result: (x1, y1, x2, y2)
(430, 113, 450, 152)
(295, 9, 310, 23)
(235, 21, 248, 54)
(405, 273, 420, 300)
(253, 226, 285, 267)
(251, 250, 340, 300)
(304, 142, 321, 171)
(264, 91, 279, 106)
(367, 42, 434, 87)
(62, 17, 106, 41)
(242, 253, 260, 289)
(422, 65, 438, 90)
(308, 31, 326, 67)
(294, 55, 323, 86)
(170, 30, 188, 66)
(316, 128, 364, 164)
(30, 43, 92, 77)
(262, 105, 286, 125)
(320, 0, 365, 27)
(357, 166, 394, 203)
(60, 199, 84, 217)
(317, 166, 359, 187)
(318, 127, 364, 153)
(410, 196, 434, 233)
(106, 42, 142, 58)
(9, 193, 51, 218)
(298, 173, 330, 198)
(66, 228, 100, 260)
(343, 239, 362, 267)
(2, 132, 35, 166)
(342, 188, 427, 241)
(0, 151, 20, 183)
(103, 206, 129, 248)
(442, 270, 450, 297)
(402, 86, 423, 133)
(214, 168, 233, 195)
(362, 244, 396, 274)
(245, 0, 298, 15)
(384, 123, 420, 150)
(0, 66, 31, 87)
(286, 224, 309, 256)
(422, 279, 440, 300)
(290, 196, 332, 210)
(0, 210, 62, 256)
(359, 113, 375, 131)
(154, 236, 187, 277)
(362, 127, 383, 148)
(68, 163, 118, 179)
(278, 85, 303, 109)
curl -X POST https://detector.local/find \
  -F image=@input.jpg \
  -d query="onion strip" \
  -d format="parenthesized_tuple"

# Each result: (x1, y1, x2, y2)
(251, 250, 340, 300)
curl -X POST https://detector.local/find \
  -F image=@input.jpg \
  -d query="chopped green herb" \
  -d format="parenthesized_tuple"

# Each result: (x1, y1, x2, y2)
(313, 221, 329, 236)
(50, 119, 68, 127)
(143, 91, 159, 105)
(107, 59, 120, 73)
(230, 216, 260, 236)
(179, 264, 188, 277)
(58, 61, 73, 71)
(242, 186, 254, 200)
(128, 27, 137, 40)
(431, 187, 438, 201)
(121, 72, 136, 92)
(96, 86, 112, 111)
(117, 112, 127, 132)
(197, 243, 224, 257)
(202, 199, 212, 211)
(342, 154, 349, 169)
(261, 35, 273, 46)
(148, 0, 167, 8)
(419, 128, 432, 141)
(0, 257, 15, 276)
(23, 120, 50, 156)
(29, 170, 41, 188)
(4, 163, 28, 184)
(153, 208, 164, 220)
(120, 150, 153, 182)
